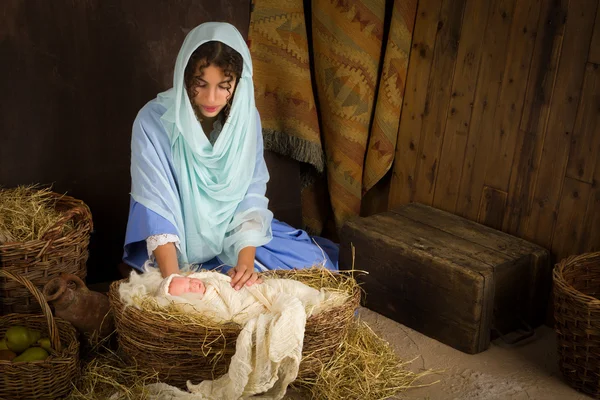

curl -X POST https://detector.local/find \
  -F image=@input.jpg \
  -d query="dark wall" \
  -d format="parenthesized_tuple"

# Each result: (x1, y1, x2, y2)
(0, 1, 253, 283)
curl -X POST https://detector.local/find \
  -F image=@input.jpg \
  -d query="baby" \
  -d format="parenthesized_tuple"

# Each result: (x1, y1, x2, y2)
(121, 269, 348, 400)
(152, 271, 343, 325)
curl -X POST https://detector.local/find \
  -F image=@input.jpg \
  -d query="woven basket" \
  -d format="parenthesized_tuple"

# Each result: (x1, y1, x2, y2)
(0, 270, 80, 399)
(0, 191, 93, 314)
(554, 251, 600, 398)
(109, 269, 360, 388)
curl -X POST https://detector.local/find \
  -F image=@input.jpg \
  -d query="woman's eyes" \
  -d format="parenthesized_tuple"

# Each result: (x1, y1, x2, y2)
(196, 84, 230, 90)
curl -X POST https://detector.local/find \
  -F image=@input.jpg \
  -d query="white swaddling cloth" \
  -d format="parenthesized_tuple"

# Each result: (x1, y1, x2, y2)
(118, 269, 348, 400)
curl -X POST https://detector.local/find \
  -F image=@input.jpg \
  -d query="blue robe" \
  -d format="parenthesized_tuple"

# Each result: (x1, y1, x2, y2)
(124, 203, 339, 274)
(124, 103, 338, 274)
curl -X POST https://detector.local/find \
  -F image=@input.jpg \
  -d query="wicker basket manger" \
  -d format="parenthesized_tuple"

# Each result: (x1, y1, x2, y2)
(0, 191, 93, 315)
(554, 251, 600, 399)
(109, 268, 361, 388)
(0, 270, 80, 400)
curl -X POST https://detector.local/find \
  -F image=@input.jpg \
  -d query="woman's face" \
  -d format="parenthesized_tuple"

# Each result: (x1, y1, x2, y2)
(188, 61, 237, 119)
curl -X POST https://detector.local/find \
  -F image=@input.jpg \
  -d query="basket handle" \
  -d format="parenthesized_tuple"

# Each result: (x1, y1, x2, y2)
(35, 201, 91, 259)
(0, 270, 62, 352)
(41, 202, 90, 242)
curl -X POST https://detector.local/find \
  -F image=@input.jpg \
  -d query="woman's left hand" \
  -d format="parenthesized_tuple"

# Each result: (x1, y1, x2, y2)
(228, 263, 262, 290)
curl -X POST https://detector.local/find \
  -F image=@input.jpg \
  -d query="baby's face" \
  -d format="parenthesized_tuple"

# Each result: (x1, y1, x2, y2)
(169, 276, 206, 296)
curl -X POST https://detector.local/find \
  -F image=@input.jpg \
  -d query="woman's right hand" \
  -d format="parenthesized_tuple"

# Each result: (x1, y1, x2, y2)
(229, 246, 261, 290)
(227, 263, 262, 290)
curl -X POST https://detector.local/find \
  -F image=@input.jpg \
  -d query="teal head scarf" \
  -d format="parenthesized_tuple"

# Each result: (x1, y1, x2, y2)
(132, 22, 272, 266)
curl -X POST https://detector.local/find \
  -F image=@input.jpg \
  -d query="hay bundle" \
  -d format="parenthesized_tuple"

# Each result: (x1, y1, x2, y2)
(0, 185, 74, 244)
(67, 348, 159, 400)
(296, 319, 438, 399)
(69, 319, 438, 400)
(109, 267, 361, 388)
(0, 186, 93, 314)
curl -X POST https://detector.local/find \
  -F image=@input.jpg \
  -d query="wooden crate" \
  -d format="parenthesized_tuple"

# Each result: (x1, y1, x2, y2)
(339, 203, 551, 354)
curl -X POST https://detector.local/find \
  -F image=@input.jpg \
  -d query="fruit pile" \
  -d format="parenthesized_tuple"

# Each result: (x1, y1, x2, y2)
(0, 326, 52, 362)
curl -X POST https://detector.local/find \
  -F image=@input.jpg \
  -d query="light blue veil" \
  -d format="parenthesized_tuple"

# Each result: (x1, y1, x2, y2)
(130, 22, 272, 266)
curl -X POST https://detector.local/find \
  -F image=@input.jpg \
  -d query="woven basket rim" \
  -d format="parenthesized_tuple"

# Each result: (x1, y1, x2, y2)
(109, 270, 360, 326)
(0, 191, 93, 251)
(554, 251, 600, 305)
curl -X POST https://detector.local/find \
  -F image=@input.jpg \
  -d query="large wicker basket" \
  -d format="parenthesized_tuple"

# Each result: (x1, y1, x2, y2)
(0, 191, 93, 314)
(0, 270, 80, 399)
(554, 251, 600, 398)
(109, 269, 361, 388)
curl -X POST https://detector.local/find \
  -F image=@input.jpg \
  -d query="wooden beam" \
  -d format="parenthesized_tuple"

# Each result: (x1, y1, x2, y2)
(478, 186, 508, 231)
(389, 0, 443, 208)
(503, 0, 567, 237)
(483, 0, 542, 192)
(412, 0, 467, 205)
(525, 0, 597, 250)
(566, 63, 600, 183)
(588, 0, 600, 64)
(551, 177, 592, 260)
(433, 0, 491, 214)
(580, 128, 600, 253)
(456, 0, 516, 221)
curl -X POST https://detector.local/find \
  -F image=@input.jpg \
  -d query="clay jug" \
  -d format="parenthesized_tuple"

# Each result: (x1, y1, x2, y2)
(43, 273, 113, 338)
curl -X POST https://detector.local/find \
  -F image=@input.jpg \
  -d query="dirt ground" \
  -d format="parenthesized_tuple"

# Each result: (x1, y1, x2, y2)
(286, 307, 590, 400)
(358, 307, 590, 400)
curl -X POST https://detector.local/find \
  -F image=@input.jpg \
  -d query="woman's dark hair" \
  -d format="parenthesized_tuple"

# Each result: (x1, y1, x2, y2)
(184, 41, 243, 120)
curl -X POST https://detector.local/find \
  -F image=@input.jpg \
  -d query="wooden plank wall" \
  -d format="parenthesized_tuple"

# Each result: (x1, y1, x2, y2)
(389, 0, 600, 263)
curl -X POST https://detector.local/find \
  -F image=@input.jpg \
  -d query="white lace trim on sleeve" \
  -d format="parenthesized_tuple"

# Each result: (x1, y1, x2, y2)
(146, 234, 181, 258)
(240, 216, 263, 232)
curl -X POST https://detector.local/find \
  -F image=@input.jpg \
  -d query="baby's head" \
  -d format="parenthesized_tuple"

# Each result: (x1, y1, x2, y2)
(169, 276, 206, 296)
(156, 274, 206, 298)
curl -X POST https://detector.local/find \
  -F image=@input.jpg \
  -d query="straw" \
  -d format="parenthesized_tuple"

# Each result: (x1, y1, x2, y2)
(68, 318, 439, 400)
(0, 185, 74, 243)
(67, 346, 159, 400)
(295, 319, 441, 400)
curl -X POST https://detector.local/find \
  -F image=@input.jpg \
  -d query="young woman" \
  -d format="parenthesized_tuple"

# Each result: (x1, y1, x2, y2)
(123, 22, 338, 291)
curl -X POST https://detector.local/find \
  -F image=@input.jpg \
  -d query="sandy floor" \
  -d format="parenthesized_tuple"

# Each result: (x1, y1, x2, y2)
(286, 307, 589, 399)
(355, 307, 590, 400)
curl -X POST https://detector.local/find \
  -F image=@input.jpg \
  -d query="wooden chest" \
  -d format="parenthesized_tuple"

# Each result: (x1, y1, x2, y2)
(339, 203, 551, 354)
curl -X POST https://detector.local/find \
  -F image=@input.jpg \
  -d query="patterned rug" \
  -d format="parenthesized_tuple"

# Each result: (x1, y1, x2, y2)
(249, 0, 416, 233)
(248, 0, 324, 172)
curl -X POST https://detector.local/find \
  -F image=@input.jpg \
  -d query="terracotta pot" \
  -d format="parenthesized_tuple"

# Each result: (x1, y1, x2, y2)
(43, 273, 113, 338)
